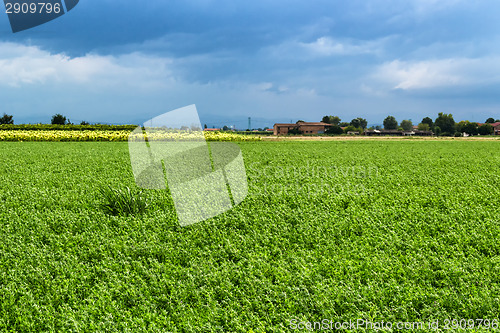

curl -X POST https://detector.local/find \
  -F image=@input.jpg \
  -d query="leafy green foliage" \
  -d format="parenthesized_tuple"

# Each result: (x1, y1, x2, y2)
(321, 115, 341, 125)
(383, 115, 398, 130)
(343, 125, 363, 134)
(434, 125, 442, 135)
(435, 112, 456, 135)
(350, 117, 368, 129)
(325, 125, 344, 134)
(478, 123, 494, 135)
(0, 113, 14, 125)
(287, 127, 303, 135)
(457, 121, 479, 135)
(51, 114, 68, 125)
(0, 141, 498, 330)
(400, 119, 413, 131)
(417, 123, 430, 131)
(421, 117, 434, 129)
(99, 186, 149, 217)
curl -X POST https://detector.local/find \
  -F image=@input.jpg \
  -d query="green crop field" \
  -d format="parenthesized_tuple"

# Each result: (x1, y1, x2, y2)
(0, 141, 499, 332)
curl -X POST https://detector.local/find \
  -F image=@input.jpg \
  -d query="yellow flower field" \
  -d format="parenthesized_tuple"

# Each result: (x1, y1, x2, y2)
(0, 130, 262, 142)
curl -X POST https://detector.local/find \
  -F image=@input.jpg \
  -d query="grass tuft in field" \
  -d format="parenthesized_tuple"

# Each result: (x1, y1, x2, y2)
(99, 186, 149, 217)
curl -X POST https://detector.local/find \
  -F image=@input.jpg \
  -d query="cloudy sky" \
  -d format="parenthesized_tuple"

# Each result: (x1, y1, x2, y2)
(0, 0, 499, 127)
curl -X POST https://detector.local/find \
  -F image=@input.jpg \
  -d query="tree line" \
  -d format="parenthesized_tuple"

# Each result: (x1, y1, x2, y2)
(2, 112, 498, 136)
(0, 113, 89, 125)
(320, 114, 499, 136)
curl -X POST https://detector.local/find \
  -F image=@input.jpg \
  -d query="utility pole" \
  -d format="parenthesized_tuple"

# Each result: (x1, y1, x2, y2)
(248, 117, 251, 130)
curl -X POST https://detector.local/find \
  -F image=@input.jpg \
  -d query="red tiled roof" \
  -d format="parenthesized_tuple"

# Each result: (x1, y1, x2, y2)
(204, 128, 220, 131)
(304, 122, 332, 126)
(274, 122, 331, 126)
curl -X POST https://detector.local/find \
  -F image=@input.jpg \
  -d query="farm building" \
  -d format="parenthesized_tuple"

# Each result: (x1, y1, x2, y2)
(273, 121, 331, 135)
(490, 122, 500, 135)
(365, 129, 433, 136)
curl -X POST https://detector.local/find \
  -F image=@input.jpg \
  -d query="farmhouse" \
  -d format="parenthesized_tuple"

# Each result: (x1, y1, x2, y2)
(273, 121, 331, 135)
(490, 122, 500, 135)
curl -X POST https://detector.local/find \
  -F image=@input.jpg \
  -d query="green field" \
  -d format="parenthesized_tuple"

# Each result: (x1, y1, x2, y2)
(0, 141, 499, 331)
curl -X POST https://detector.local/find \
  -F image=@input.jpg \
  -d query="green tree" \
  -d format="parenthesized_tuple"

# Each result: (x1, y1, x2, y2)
(463, 122, 479, 135)
(350, 117, 368, 129)
(383, 116, 398, 130)
(51, 114, 67, 125)
(417, 123, 430, 131)
(421, 117, 434, 129)
(478, 123, 494, 135)
(434, 113, 455, 135)
(321, 115, 341, 125)
(400, 119, 413, 131)
(222, 125, 229, 131)
(325, 125, 344, 135)
(344, 125, 363, 134)
(0, 113, 14, 125)
(456, 121, 466, 133)
(339, 122, 350, 127)
(288, 127, 303, 135)
(80, 121, 90, 125)
(485, 118, 495, 124)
